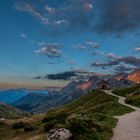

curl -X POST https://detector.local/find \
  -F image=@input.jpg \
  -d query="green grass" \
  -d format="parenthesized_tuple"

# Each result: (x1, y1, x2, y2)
(112, 85, 140, 97)
(42, 90, 133, 140)
(113, 86, 140, 108)
(125, 91, 140, 107)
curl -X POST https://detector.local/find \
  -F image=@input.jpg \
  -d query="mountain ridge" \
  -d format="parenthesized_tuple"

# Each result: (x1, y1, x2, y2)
(13, 69, 139, 114)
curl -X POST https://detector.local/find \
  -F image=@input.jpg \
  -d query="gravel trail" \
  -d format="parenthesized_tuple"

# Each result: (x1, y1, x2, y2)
(104, 90, 140, 140)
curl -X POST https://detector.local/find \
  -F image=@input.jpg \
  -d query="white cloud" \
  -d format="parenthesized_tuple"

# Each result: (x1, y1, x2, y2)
(107, 53, 121, 59)
(85, 41, 101, 48)
(76, 41, 101, 50)
(82, 3, 93, 12)
(55, 20, 69, 25)
(15, 3, 49, 24)
(45, 5, 55, 14)
(135, 47, 140, 52)
(35, 43, 62, 58)
(20, 33, 27, 38)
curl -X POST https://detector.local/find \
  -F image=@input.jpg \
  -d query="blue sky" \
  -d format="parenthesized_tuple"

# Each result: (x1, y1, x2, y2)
(0, 0, 140, 88)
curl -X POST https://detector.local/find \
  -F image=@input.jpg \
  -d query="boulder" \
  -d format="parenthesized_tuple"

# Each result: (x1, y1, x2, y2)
(47, 128, 72, 140)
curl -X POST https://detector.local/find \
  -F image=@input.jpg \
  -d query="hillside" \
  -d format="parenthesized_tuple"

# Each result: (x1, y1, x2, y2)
(0, 102, 27, 119)
(13, 93, 48, 112)
(113, 85, 140, 108)
(13, 81, 84, 114)
(0, 90, 133, 140)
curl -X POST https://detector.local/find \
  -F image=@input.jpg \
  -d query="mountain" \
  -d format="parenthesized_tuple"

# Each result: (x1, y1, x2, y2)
(0, 90, 133, 140)
(0, 102, 27, 119)
(113, 72, 128, 81)
(13, 93, 47, 112)
(127, 69, 140, 83)
(13, 73, 137, 113)
(0, 88, 49, 104)
(107, 77, 135, 89)
(13, 81, 84, 114)
(0, 89, 28, 104)
(78, 75, 101, 90)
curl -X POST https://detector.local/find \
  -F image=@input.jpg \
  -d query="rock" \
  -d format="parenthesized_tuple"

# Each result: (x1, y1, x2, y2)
(47, 128, 72, 140)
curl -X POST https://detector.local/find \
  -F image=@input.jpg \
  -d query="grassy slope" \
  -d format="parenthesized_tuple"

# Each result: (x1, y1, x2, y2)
(113, 86, 140, 108)
(0, 102, 27, 119)
(0, 90, 133, 140)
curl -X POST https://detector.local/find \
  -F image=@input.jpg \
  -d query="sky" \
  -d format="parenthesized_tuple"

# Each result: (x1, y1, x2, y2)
(0, 0, 140, 89)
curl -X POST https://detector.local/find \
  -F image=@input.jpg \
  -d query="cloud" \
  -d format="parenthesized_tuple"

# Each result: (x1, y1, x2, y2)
(92, 50, 105, 55)
(82, 3, 93, 12)
(114, 65, 135, 73)
(34, 76, 42, 80)
(85, 41, 101, 48)
(34, 69, 99, 81)
(45, 5, 55, 14)
(34, 71, 77, 80)
(35, 43, 62, 58)
(92, 56, 140, 68)
(92, 61, 119, 67)
(20, 33, 27, 38)
(14, 2, 48, 24)
(54, 20, 69, 25)
(134, 47, 140, 52)
(76, 41, 101, 50)
(94, 0, 140, 35)
(15, 0, 95, 34)
(107, 53, 121, 59)
(46, 72, 77, 80)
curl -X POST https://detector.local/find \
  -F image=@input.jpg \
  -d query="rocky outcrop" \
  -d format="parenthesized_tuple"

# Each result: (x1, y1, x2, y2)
(47, 128, 72, 140)
(107, 75, 136, 89)
(127, 69, 140, 83)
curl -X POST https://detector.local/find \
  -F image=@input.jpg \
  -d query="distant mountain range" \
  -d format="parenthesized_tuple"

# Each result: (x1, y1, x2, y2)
(0, 89, 28, 104)
(0, 89, 49, 104)
(13, 81, 84, 114)
(9, 69, 140, 114)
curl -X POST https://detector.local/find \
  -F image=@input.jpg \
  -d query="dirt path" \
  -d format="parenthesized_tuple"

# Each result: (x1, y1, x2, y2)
(104, 90, 140, 140)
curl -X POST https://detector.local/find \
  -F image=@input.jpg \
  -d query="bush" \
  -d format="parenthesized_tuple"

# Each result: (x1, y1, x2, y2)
(12, 122, 26, 129)
(67, 116, 100, 134)
(43, 112, 69, 131)
(42, 112, 68, 123)
(44, 119, 59, 131)
(0, 121, 6, 128)
(24, 125, 36, 132)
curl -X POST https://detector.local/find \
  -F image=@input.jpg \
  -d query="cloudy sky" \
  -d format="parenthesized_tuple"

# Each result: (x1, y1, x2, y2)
(0, 0, 140, 88)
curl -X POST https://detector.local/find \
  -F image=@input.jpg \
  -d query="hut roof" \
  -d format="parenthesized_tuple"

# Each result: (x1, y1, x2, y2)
(97, 80, 109, 85)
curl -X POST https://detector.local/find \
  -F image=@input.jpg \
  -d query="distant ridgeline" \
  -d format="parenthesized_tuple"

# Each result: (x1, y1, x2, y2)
(12, 69, 140, 114)
(0, 89, 49, 104)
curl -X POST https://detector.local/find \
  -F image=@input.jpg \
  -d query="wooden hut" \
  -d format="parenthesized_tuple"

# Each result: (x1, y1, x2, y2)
(97, 80, 110, 90)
